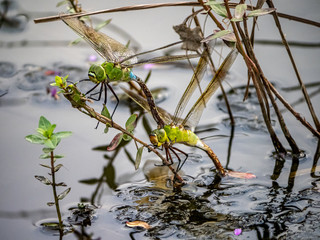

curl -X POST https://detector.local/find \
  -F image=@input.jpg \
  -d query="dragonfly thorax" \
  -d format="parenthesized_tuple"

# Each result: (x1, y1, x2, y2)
(101, 62, 132, 82)
(88, 62, 133, 84)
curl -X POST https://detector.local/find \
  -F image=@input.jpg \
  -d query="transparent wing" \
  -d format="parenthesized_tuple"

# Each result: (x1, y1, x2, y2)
(124, 53, 200, 68)
(172, 50, 211, 125)
(61, 16, 137, 64)
(182, 49, 238, 129)
(121, 87, 174, 125)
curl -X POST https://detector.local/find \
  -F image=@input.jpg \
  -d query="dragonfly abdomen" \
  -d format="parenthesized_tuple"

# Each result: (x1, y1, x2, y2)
(164, 125, 200, 146)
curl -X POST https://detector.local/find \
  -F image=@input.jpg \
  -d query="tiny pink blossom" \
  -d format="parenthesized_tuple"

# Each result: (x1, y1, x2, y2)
(88, 55, 98, 62)
(234, 228, 242, 236)
(143, 63, 155, 70)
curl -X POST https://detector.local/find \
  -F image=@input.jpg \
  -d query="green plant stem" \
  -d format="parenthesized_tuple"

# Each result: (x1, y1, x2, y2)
(50, 151, 63, 233)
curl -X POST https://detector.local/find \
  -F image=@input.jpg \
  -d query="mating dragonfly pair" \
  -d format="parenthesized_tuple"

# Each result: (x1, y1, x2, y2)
(61, 16, 255, 180)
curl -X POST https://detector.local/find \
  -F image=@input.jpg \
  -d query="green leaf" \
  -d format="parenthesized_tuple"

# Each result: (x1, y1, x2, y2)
(107, 133, 123, 151)
(101, 104, 111, 119)
(58, 187, 71, 200)
(95, 19, 112, 31)
(206, 0, 228, 18)
(247, 8, 275, 17)
(42, 147, 54, 153)
(35, 175, 52, 185)
(135, 146, 144, 170)
(40, 153, 51, 159)
(104, 125, 109, 134)
(56, 0, 68, 7)
(79, 178, 100, 185)
(38, 116, 52, 131)
(54, 164, 63, 172)
(46, 124, 57, 138)
(54, 131, 72, 139)
(43, 139, 55, 149)
(39, 163, 51, 169)
(47, 202, 55, 207)
(122, 134, 132, 142)
(55, 182, 67, 187)
(232, 4, 247, 21)
(36, 128, 46, 136)
(202, 30, 232, 42)
(125, 114, 138, 132)
(25, 134, 45, 144)
(54, 155, 64, 159)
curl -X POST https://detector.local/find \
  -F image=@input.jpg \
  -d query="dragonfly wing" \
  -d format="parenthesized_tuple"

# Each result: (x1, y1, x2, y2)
(125, 53, 200, 68)
(182, 49, 238, 130)
(121, 87, 173, 125)
(172, 50, 211, 125)
(61, 16, 137, 64)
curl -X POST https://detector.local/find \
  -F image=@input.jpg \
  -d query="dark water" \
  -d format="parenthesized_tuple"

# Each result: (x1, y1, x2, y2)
(1, 0, 320, 239)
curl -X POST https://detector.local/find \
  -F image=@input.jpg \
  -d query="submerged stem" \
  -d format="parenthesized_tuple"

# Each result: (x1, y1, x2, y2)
(50, 151, 63, 234)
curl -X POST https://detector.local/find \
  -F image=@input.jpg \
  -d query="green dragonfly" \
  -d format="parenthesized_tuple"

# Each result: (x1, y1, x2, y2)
(61, 16, 198, 120)
(123, 48, 256, 179)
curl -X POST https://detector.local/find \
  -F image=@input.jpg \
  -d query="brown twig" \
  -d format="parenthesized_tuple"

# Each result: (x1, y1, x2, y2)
(34, 1, 200, 24)
(266, 0, 320, 131)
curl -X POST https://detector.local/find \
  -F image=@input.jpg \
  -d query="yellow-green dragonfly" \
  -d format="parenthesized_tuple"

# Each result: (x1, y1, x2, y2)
(123, 49, 256, 179)
(61, 16, 198, 120)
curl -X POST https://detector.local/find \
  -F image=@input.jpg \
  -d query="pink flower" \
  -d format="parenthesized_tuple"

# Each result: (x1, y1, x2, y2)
(234, 228, 242, 236)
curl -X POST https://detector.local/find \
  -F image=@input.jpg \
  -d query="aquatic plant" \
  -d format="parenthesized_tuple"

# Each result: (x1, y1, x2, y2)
(25, 116, 72, 234)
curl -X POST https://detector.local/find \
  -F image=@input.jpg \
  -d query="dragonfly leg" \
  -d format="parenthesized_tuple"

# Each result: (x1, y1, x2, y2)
(106, 82, 119, 122)
(86, 83, 103, 101)
(95, 83, 109, 129)
(154, 146, 174, 167)
(85, 82, 100, 96)
(171, 146, 188, 172)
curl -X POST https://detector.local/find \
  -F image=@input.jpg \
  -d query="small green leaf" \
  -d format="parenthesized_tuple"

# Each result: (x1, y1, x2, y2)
(104, 125, 109, 134)
(79, 178, 100, 185)
(58, 187, 71, 200)
(54, 131, 72, 139)
(46, 124, 57, 138)
(47, 202, 55, 206)
(247, 8, 275, 17)
(55, 182, 67, 187)
(107, 133, 123, 151)
(232, 4, 247, 21)
(43, 139, 56, 149)
(38, 116, 52, 131)
(42, 147, 54, 153)
(95, 19, 112, 31)
(36, 128, 46, 136)
(122, 134, 132, 142)
(40, 153, 51, 159)
(202, 29, 232, 42)
(35, 175, 52, 185)
(54, 155, 64, 159)
(39, 163, 51, 169)
(125, 114, 138, 132)
(25, 134, 45, 144)
(54, 164, 63, 172)
(205, 0, 228, 18)
(101, 104, 111, 119)
(135, 146, 144, 170)
(56, 0, 68, 7)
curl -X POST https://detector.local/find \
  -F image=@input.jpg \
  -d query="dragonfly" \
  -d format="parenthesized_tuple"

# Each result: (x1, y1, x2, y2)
(60, 16, 199, 120)
(123, 48, 256, 179)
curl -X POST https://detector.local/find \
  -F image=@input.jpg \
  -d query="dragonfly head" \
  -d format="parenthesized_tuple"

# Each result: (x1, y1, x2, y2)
(149, 129, 167, 147)
(88, 64, 106, 83)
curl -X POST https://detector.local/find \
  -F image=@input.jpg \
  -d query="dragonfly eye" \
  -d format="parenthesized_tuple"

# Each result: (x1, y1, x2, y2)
(149, 133, 159, 146)
(88, 72, 97, 82)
